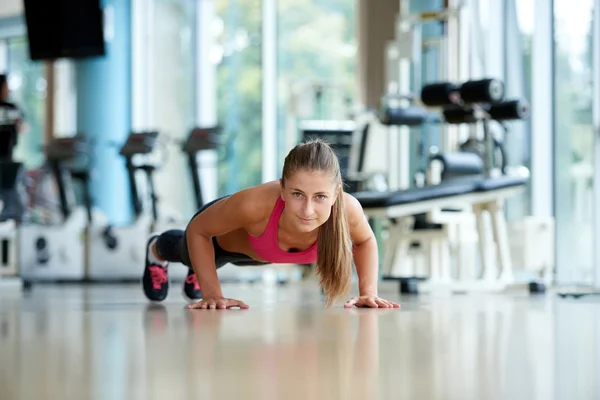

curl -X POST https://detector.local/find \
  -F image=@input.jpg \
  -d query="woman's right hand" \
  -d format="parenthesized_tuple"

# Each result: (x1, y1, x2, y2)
(187, 297, 249, 310)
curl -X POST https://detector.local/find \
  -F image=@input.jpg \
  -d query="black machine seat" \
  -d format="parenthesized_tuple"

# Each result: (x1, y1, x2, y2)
(352, 179, 480, 209)
(120, 131, 159, 157)
(45, 135, 90, 162)
(353, 175, 527, 209)
(182, 127, 221, 153)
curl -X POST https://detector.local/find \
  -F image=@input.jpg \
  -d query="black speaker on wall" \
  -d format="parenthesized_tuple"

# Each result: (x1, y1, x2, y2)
(23, 0, 106, 61)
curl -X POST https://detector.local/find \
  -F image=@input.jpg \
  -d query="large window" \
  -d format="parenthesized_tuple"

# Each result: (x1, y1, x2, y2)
(553, 0, 596, 284)
(276, 0, 356, 167)
(215, 0, 263, 195)
(132, 0, 198, 220)
(148, 0, 197, 220)
(503, 0, 534, 220)
(5, 36, 46, 169)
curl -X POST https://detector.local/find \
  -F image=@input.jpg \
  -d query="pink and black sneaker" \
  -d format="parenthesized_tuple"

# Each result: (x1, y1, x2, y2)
(143, 235, 169, 302)
(183, 268, 202, 301)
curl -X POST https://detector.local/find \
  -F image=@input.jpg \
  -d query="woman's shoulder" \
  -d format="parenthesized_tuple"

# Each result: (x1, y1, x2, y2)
(342, 191, 366, 227)
(229, 180, 281, 218)
(190, 181, 281, 231)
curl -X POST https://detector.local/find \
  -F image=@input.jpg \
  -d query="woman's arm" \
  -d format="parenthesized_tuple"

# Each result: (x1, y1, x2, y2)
(344, 193, 400, 308)
(186, 187, 270, 302)
(344, 193, 379, 296)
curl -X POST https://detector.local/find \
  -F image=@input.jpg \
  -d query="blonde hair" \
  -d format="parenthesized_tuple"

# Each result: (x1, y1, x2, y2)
(281, 138, 353, 306)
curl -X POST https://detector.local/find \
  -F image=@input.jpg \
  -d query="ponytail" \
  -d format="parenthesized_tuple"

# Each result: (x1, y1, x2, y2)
(317, 184, 353, 306)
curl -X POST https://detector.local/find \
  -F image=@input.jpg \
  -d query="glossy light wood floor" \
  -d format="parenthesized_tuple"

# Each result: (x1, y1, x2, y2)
(1, 281, 599, 400)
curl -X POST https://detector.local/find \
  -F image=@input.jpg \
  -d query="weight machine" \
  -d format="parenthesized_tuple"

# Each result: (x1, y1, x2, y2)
(86, 131, 186, 281)
(349, 2, 540, 294)
(19, 135, 91, 282)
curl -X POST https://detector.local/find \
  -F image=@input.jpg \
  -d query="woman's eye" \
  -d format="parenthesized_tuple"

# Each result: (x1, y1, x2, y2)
(316, 195, 326, 200)
(293, 192, 302, 197)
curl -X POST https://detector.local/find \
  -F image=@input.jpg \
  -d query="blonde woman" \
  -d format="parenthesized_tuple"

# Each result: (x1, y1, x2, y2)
(143, 139, 399, 310)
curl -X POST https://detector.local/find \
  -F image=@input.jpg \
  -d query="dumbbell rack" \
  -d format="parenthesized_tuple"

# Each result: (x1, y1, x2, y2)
(374, 77, 531, 294)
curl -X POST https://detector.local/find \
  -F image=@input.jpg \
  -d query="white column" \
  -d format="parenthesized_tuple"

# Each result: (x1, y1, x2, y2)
(531, 0, 553, 218)
(53, 60, 77, 137)
(131, 0, 143, 128)
(262, 0, 278, 182)
(196, 0, 218, 202)
(131, 0, 154, 130)
(0, 40, 6, 71)
(486, 1, 506, 80)
(593, 0, 600, 288)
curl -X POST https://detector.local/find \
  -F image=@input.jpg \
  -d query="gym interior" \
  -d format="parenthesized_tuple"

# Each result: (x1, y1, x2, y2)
(0, 0, 598, 398)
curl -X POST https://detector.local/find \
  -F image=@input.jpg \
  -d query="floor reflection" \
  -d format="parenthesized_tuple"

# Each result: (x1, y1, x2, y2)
(0, 284, 599, 400)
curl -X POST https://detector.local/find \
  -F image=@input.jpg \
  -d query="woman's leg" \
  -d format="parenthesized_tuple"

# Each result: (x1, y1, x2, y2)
(143, 229, 203, 302)
(143, 229, 191, 302)
(143, 196, 230, 302)
(142, 195, 266, 302)
(153, 229, 187, 263)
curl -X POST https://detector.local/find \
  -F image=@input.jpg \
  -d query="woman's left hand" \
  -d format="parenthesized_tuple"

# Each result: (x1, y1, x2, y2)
(344, 295, 400, 309)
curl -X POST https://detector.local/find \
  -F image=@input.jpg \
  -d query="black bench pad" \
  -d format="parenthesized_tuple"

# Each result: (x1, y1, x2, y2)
(477, 175, 527, 191)
(352, 175, 527, 209)
(352, 180, 479, 208)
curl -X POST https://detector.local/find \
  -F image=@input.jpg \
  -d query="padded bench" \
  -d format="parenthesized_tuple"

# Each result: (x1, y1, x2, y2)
(352, 178, 481, 208)
(353, 175, 526, 209)
(351, 174, 528, 293)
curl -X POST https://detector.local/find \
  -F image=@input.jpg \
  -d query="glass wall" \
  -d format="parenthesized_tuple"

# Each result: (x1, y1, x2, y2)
(148, 0, 197, 220)
(131, 0, 197, 220)
(553, 0, 596, 284)
(214, 0, 263, 194)
(504, 0, 534, 220)
(276, 0, 356, 167)
(6, 36, 46, 169)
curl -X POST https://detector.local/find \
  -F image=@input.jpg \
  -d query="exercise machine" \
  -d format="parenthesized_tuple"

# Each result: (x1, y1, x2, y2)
(86, 131, 156, 280)
(19, 135, 91, 282)
(86, 131, 187, 281)
(350, 77, 533, 294)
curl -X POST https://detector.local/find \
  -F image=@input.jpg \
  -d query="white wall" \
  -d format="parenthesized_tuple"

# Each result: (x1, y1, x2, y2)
(0, 41, 6, 71)
(0, 0, 22, 19)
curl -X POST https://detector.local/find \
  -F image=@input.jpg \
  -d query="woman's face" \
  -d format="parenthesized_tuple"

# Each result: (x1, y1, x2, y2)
(280, 169, 338, 233)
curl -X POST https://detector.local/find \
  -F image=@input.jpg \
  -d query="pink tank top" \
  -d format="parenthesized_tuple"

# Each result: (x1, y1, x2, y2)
(247, 197, 318, 264)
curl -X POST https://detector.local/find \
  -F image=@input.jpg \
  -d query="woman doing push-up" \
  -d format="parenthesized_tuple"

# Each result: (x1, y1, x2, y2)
(142, 139, 399, 309)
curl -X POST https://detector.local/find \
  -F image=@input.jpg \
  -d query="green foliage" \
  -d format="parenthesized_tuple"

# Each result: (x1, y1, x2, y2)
(7, 37, 46, 169)
(214, 0, 356, 195)
(553, 22, 594, 164)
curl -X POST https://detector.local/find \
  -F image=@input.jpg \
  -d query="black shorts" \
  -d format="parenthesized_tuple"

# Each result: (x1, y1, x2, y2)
(154, 195, 268, 268)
